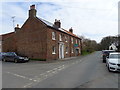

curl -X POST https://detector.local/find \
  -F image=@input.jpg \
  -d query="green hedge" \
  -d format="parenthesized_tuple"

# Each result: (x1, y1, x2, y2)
(82, 50, 92, 56)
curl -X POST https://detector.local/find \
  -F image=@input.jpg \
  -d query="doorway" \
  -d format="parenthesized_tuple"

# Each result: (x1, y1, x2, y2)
(59, 43, 64, 59)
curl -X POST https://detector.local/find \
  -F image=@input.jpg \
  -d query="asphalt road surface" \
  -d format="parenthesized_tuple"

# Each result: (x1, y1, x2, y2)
(2, 51, 119, 88)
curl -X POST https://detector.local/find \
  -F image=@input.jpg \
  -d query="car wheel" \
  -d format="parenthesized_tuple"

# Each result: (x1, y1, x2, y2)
(103, 60, 105, 63)
(14, 59, 18, 63)
(107, 65, 111, 72)
(106, 63, 108, 67)
(3, 58, 7, 62)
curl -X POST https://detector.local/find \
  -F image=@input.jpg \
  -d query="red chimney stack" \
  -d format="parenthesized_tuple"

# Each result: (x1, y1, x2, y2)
(29, 5, 37, 17)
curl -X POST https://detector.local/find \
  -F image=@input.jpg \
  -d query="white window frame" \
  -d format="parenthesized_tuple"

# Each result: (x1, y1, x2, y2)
(65, 36, 68, 42)
(66, 46, 68, 54)
(52, 46, 56, 54)
(79, 40, 80, 45)
(76, 39, 77, 44)
(52, 32, 56, 40)
(79, 48, 81, 53)
(71, 37, 73, 44)
(59, 34, 62, 41)
(71, 48, 74, 53)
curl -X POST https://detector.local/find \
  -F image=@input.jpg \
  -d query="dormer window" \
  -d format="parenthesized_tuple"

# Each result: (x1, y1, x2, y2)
(52, 32, 56, 40)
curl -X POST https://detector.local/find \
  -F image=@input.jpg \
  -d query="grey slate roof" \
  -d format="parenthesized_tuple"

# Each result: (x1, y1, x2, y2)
(36, 17, 81, 39)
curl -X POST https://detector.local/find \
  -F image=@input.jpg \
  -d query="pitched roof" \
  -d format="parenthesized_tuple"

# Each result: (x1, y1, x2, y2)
(0, 17, 81, 40)
(37, 17, 81, 39)
(0, 32, 14, 41)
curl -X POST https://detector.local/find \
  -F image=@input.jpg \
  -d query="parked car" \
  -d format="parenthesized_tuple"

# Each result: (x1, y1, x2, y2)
(0, 52, 7, 61)
(102, 50, 115, 63)
(2, 52, 29, 63)
(106, 52, 120, 72)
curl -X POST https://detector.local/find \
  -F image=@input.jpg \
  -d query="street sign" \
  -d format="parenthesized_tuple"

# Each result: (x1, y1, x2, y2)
(74, 44, 78, 47)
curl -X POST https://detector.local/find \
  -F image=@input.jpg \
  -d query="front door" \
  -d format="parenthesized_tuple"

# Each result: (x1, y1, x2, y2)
(59, 43, 64, 59)
(75, 49, 79, 56)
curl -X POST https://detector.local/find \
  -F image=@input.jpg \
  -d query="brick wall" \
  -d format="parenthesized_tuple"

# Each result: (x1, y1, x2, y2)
(2, 33, 16, 52)
(46, 27, 81, 60)
(15, 17, 47, 60)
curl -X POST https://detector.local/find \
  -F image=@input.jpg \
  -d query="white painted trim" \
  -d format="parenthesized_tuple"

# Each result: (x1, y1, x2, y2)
(52, 52, 56, 55)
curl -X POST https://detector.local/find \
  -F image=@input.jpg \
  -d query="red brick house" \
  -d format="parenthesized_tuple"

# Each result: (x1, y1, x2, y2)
(1, 5, 82, 60)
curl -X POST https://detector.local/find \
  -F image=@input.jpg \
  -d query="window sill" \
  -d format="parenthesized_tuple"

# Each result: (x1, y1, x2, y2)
(52, 53, 56, 55)
(52, 38, 56, 40)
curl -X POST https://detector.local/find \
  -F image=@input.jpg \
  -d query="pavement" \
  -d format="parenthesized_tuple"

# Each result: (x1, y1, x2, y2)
(2, 51, 119, 88)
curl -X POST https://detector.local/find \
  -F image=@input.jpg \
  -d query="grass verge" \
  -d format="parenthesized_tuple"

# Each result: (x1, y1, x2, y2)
(82, 51, 92, 56)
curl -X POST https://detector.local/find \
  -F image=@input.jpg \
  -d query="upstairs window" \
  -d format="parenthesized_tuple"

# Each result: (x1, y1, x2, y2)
(71, 37, 73, 44)
(66, 46, 68, 54)
(59, 34, 62, 41)
(76, 39, 77, 44)
(52, 46, 56, 54)
(79, 40, 81, 45)
(65, 36, 68, 42)
(52, 32, 56, 40)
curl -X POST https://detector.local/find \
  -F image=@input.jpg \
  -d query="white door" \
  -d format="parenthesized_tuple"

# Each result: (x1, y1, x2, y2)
(61, 44, 64, 58)
(59, 43, 64, 59)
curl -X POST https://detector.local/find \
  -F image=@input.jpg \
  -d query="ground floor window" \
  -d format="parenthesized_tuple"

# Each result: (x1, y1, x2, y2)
(79, 48, 81, 53)
(71, 48, 74, 53)
(52, 46, 56, 54)
(66, 46, 68, 54)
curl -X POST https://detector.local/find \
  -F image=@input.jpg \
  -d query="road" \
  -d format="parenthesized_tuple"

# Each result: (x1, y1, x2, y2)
(2, 51, 119, 88)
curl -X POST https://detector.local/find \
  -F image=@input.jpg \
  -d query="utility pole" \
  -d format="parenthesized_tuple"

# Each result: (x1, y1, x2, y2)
(11, 16, 15, 29)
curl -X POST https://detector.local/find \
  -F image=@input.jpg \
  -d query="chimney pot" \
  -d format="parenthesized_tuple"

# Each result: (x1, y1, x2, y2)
(29, 5, 37, 17)
(30, 5, 35, 9)
(15, 24, 20, 32)
(54, 19, 61, 28)
(17, 24, 19, 28)
(55, 19, 57, 22)
(69, 27, 73, 33)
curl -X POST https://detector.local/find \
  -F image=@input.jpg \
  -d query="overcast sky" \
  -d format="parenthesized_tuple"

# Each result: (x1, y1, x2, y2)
(0, 0, 119, 43)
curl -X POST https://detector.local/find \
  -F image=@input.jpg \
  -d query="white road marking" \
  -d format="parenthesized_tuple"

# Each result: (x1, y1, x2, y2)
(6, 72, 34, 82)
(29, 79, 33, 81)
(33, 80, 37, 82)
(8, 60, 83, 88)
(23, 82, 33, 88)
(46, 70, 53, 73)
(53, 68, 58, 70)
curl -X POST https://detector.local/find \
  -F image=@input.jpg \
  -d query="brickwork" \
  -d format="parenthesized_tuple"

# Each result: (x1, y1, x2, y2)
(15, 17, 47, 59)
(1, 5, 82, 61)
(46, 27, 81, 60)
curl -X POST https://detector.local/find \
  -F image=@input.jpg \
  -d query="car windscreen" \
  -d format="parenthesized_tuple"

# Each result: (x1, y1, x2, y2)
(109, 54, 120, 59)
(6, 52, 16, 56)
